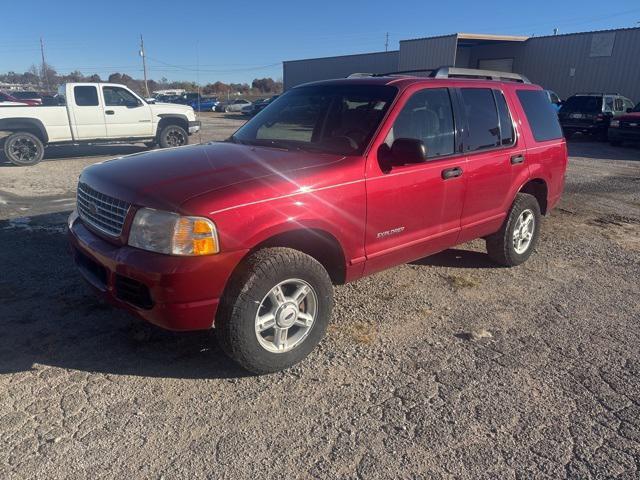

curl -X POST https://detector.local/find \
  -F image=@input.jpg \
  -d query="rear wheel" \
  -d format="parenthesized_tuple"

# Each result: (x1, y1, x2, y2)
(216, 247, 334, 374)
(158, 125, 188, 148)
(3, 132, 45, 166)
(486, 193, 541, 267)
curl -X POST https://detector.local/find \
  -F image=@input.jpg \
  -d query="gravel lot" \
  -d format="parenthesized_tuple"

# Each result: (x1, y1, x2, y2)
(1, 113, 639, 479)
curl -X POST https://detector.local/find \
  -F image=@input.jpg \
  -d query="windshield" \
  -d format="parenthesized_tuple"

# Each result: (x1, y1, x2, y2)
(231, 84, 397, 155)
(560, 96, 602, 113)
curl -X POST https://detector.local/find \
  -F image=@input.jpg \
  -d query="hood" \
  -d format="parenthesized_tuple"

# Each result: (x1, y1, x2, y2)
(80, 142, 346, 212)
(149, 102, 195, 119)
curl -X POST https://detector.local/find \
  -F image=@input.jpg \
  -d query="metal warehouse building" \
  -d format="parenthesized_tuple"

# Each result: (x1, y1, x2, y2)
(283, 28, 640, 102)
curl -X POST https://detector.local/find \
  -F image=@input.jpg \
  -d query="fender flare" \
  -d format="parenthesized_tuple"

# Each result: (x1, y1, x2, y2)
(0, 117, 49, 143)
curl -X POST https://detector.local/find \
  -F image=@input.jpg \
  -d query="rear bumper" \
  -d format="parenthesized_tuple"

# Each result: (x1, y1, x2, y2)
(68, 213, 248, 331)
(188, 120, 201, 135)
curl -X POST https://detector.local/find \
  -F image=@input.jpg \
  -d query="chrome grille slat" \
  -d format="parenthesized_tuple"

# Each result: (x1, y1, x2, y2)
(77, 182, 130, 237)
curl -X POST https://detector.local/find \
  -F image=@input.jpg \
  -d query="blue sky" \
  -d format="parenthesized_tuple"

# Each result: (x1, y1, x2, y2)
(1, 0, 639, 84)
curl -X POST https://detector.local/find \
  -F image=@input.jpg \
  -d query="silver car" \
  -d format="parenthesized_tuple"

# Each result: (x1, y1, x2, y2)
(225, 99, 252, 113)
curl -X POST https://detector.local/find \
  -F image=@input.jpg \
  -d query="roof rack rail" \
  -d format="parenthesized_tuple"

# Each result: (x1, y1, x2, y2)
(346, 73, 375, 78)
(347, 67, 531, 83)
(429, 67, 531, 83)
(574, 92, 621, 96)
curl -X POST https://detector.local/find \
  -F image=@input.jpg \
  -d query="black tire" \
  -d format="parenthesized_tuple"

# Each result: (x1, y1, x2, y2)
(486, 193, 542, 267)
(216, 247, 334, 374)
(158, 124, 189, 149)
(3, 132, 45, 166)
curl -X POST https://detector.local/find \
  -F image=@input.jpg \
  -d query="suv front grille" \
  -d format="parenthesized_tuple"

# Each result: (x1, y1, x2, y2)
(77, 182, 130, 237)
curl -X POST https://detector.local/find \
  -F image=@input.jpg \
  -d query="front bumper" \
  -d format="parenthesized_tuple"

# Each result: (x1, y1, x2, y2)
(188, 120, 201, 135)
(68, 212, 248, 331)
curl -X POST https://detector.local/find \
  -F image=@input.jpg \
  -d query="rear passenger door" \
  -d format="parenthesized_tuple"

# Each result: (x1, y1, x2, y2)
(69, 85, 107, 139)
(456, 87, 527, 243)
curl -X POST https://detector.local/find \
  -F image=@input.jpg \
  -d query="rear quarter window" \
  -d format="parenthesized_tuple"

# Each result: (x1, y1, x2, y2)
(516, 90, 563, 142)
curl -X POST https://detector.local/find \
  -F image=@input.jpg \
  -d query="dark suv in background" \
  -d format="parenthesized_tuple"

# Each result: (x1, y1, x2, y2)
(559, 93, 634, 140)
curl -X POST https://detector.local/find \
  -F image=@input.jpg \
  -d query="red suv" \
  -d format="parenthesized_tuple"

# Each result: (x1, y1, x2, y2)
(68, 67, 567, 373)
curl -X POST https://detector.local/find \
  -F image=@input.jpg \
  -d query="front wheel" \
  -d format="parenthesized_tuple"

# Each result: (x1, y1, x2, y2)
(216, 247, 334, 374)
(3, 132, 45, 166)
(486, 193, 541, 267)
(158, 125, 188, 149)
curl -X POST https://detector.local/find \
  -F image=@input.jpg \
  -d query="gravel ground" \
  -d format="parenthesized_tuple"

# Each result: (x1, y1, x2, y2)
(1, 115, 639, 479)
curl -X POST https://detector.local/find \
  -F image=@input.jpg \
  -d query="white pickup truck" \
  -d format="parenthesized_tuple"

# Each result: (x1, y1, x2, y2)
(0, 82, 201, 166)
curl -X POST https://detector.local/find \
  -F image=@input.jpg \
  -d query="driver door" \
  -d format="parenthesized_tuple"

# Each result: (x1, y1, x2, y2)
(102, 86, 153, 138)
(363, 87, 467, 275)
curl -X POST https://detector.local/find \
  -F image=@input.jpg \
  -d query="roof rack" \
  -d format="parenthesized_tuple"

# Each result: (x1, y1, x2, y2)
(574, 92, 621, 96)
(347, 66, 530, 83)
(429, 67, 530, 83)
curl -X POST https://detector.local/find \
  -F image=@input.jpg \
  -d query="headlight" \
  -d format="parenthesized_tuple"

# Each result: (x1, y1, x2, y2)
(128, 208, 219, 256)
(610, 120, 620, 127)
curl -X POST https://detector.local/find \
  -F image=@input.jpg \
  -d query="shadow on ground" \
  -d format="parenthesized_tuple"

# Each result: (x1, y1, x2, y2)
(0, 211, 249, 379)
(0, 144, 149, 166)
(567, 137, 640, 162)
(411, 248, 499, 269)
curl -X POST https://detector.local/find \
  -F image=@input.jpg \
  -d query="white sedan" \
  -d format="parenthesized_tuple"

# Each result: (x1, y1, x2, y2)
(225, 99, 252, 112)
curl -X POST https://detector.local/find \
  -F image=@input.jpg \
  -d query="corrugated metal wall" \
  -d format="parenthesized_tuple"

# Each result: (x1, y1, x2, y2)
(398, 35, 458, 71)
(281, 28, 640, 102)
(283, 51, 399, 90)
(516, 29, 640, 102)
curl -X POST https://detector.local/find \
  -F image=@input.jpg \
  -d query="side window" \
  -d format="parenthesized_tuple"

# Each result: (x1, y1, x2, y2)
(494, 90, 515, 146)
(603, 96, 614, 112)
(614, 98, 624, 112)
(384, 88, 455, 159)
(516, 90, 563, 142)
(74, 86, 99, 107)
(103, 87, 140, 107)
(460, 88, 500, 151)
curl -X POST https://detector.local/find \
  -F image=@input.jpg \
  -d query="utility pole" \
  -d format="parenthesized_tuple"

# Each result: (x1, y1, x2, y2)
(40, 37, 49, 91)
(385, 32, 389, 52)
(139, 34, 150, 98)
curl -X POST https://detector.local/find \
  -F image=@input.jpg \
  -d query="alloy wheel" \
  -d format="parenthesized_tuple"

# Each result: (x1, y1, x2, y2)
(254, 278, 318, 353)
(513, 209, 535, 254)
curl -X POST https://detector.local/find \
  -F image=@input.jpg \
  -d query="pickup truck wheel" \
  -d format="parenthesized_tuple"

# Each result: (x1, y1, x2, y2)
(486, 193, 541, 267)
(4, 132, 44, 166)
(216, 247, 334, 374)
(158, 125, 188, 148)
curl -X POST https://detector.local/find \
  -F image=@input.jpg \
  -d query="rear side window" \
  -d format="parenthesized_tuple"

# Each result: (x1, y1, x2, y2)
(74, 86, 99, 106)
(516, 90, 563, 142)
(494, 90, 515, 146)
(460, 88, 500, 151)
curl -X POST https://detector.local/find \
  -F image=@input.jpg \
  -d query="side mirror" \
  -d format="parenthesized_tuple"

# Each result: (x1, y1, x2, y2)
(626, 108, 633, 113)
(390, 138, 427, 165)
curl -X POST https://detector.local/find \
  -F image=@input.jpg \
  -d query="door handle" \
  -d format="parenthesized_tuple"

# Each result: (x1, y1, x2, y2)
(441, 167, 463, 180)
(105, 110, 115, 115)
(511, 154, 525, 165)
